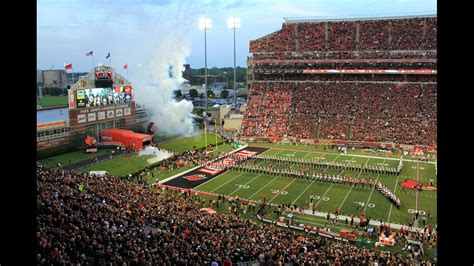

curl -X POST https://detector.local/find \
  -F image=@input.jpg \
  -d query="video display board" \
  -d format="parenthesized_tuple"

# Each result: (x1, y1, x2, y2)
(75, 86, 134, 108)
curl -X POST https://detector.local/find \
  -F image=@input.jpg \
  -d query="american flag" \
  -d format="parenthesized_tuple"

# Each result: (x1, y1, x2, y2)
(86, 51, 93, 56)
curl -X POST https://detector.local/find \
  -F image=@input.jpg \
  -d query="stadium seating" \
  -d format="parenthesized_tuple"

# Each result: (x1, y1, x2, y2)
(249, 17, 436, 54)
(242, 15, 437, 147)
(37, 166, 436, 264)
(240, 81, 436, 146)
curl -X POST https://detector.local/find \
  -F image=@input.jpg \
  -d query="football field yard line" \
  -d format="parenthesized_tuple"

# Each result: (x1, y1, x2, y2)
(301, 152, 314, 160)
(248, 175, 281, 199)
(338, 183, 355, 210)
(251, 146, 436, 164)
(197, 151, 270, 191)
(228, 174, 262, 196)
(210, 160, 266, 193)
(313, 153, 343, 208)
(363, 159, 385, 211)
(339, 157, 370, 210)
(361, 173, 378, 212)
(268, 178, 296, 203)
(290, 152, 327, 205)
(292, 180, 315, 205)
(208, 172, 246, 192)
(387, 173, 401, 223)
(416, 161, 420, 210)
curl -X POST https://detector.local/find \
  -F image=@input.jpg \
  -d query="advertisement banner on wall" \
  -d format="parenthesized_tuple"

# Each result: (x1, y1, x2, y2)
(97, 111, 106, 120)
(87, 113, 97, 122)
(68, 102, 135, 127)
(76, 89, 86, 108)
(107, 110, 115, 119)
(77, 114, 87, 124)
(68, 90, 75, 108)
(115, 108, 123, 117)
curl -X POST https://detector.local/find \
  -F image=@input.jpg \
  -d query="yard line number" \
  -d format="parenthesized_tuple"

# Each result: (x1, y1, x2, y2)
(354, 201, 376, 208)
(271, 189, 288, 195)
(310, 195, 330, 201)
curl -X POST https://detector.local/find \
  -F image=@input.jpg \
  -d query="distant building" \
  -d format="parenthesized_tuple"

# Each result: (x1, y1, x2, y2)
(37, 70, 44, 86)
(223, 113, 243, 131)
(42, 70, 68, 88)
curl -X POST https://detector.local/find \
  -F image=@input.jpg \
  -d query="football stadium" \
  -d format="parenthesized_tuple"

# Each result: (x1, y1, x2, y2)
(36, 2, 437, 265)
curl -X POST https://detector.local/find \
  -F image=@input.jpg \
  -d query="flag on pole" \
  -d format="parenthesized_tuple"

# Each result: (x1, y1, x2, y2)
(64, 63, 73, 70)
(123, 64, 128, 69)
(106, 52, 110, 59)
(86, 51, 93, 56)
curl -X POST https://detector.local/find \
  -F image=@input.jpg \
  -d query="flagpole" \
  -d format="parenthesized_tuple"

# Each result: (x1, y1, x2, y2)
(92, 54, 95, 69)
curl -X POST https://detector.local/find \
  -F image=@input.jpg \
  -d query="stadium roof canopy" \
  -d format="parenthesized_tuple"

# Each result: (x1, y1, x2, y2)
(283, 11, 436, 23)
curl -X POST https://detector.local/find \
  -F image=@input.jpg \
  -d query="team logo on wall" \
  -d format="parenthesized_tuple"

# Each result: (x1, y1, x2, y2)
(183, 174, 208, 181)
(107, 110, 115, 119)
(399, 179, 437, 191)
(115, 108, 123, 117)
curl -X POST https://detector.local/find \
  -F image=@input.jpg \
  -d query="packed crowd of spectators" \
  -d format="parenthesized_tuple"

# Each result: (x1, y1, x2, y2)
(391, 18, 426, 50)
(240, 83, 266, 137)
(289, 83, 324, 139)
(359, 20, 390, 50)
(267, 23, 297, 52)
(253, 61, 437, 71)
(253, 83, 294, 139)
(240, 81, 436, 146)
(37, 166, 435, 264)
(252, 50, 437, 61)
(327, 21, 357, 51)
(254, 73, 436, 83)
(249, 17, 436, 54)
(297, 22, 326, 51)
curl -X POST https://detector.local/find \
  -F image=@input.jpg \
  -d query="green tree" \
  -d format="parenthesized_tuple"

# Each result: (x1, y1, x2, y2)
(71, 132, 87, 150)
(174, 90, 182, 98)
(207, 89, 215, 98)
(221, 89, 229, 99)
(189, 89, 198, 98)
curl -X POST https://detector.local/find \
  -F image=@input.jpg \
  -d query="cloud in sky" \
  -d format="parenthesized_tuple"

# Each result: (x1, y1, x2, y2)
(37, 0, 436, 73)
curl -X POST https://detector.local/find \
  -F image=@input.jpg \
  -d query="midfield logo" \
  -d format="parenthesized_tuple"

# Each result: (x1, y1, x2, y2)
(183, 174, 208, 181)
(399, 179, 437, 191)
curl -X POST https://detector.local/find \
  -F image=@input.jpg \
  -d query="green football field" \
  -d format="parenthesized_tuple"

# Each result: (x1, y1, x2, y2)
(37, 96, 68, 107)
(192, 145, 437, 228)
(158, 132, 224, 153)
(39, 148, 113, 167)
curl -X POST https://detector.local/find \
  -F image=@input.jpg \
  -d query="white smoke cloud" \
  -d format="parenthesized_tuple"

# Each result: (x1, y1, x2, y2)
(139, 146, 174, 164)
(132, 1, 197, 136)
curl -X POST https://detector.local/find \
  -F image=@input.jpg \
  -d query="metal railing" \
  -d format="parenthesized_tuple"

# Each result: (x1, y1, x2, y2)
(284, 11, 437, 23)
(37, 131, 70, 142)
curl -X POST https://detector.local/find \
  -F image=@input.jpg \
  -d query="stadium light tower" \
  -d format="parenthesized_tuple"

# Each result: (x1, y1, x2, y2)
(199, 16, 212, 115)
(227, 16, 241, 111)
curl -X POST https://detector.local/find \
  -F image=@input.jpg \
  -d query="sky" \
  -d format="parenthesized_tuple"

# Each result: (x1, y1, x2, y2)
(37, 0, 436, 76)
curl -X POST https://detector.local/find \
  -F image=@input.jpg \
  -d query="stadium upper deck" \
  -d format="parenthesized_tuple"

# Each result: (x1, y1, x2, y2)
(241, 13, 437, 149)
(249, 13, 436, 55)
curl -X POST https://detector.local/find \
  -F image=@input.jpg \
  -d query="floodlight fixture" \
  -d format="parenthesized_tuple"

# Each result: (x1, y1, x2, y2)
(227, 16, 241, 29)
(199, 16, 213, 29)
